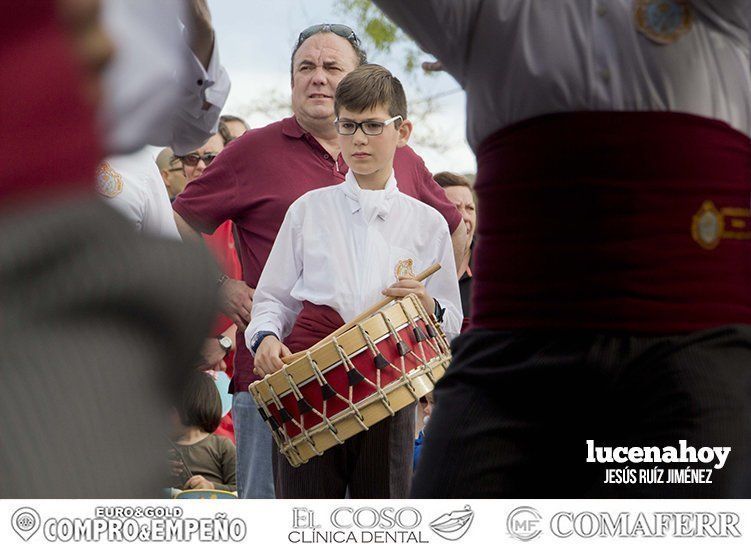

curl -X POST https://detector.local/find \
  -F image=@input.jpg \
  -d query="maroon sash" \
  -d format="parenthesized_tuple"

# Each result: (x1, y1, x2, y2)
(472, 111, 751, 333)
(285, 301, 345, 353)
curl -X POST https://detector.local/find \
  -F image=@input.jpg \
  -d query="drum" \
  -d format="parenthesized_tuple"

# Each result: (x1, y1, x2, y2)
(249, 294, 451, 467)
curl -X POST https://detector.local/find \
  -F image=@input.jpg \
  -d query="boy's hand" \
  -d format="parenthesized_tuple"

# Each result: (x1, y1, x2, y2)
(184, 475, 215, 490)
(382, 279, 436, 315)
(254, 336, 291, 378)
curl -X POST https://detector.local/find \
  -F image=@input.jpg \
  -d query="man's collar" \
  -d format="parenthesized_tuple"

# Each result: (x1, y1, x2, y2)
(281, 116, 306, 139)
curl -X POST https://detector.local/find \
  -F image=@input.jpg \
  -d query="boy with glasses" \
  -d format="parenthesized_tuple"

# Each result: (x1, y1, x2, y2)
(172, 24, 465, 499)
(246, 64, 462, 499)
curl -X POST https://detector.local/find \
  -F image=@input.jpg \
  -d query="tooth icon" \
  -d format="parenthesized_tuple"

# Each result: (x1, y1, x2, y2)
(429, 505, 474, 541)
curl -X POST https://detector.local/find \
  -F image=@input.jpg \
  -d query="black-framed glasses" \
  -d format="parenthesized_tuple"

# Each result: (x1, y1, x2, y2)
(334, 116, 403, 136)
(297, 24, 360, 48)
(177, 152, 218, 167)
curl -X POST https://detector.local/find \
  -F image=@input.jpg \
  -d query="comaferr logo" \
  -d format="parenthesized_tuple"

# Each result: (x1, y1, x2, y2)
(505, 508, 742, 539)
(550, 512, 741, 538)
(429, 505, 474, 541)
(507, 507, 542, 541)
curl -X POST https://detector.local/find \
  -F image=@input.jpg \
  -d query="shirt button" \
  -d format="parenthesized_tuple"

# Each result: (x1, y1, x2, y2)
(596, 4, 607, 16)
(323, 154, 330, 159)
(196, 79, 204, 86)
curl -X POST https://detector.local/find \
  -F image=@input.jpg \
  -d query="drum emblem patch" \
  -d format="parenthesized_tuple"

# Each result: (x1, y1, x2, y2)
(394, 259, 415, 280)
(634, 0, 693, 45)
(96, 162, 123, 198)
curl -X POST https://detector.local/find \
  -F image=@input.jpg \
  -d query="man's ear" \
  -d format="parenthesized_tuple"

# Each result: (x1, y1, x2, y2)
(397, 119, 413, 148)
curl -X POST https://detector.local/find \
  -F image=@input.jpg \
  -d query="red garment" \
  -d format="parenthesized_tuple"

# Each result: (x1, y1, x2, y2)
(203, 220, 242, 377)
(1, 0, 101, 205)
(472, 111, 751, 333)
(214, 413, 235, 444)
(173, 116, 462, 394)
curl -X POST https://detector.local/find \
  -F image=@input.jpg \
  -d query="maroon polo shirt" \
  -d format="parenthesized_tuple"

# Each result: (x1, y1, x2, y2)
(173, 116, 461, 394)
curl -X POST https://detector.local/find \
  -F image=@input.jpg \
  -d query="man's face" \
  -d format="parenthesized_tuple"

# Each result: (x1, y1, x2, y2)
(182, 133, 225, 182)
(337, 105, 411, 184)
(291, 33, 359, 126)
(162, 156, 188, 199)
(444, 185, 477, 241)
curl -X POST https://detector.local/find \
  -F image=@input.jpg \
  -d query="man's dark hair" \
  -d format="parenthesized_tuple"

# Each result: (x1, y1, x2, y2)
(335, 64, 407, 120)
(177, 372, 222, 434)
(217, 120, 233, 145)
(290, 25, 367, 77)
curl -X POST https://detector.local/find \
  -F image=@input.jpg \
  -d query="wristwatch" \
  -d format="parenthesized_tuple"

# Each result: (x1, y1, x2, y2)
(250, 331, 278, 354)
(217, 335, 232, 354)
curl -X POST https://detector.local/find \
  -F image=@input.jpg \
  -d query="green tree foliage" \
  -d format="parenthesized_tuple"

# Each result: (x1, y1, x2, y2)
(336, 0, 422, 72)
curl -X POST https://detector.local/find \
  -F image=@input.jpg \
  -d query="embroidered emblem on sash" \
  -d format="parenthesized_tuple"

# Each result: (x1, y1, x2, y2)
(394, 259, 415, 280)
(634, 0, 693, 45)
(691, 201, 751, 250)
(96, 162, 123, 198)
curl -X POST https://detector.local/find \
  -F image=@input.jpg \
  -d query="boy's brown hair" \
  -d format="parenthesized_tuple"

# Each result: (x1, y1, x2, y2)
(335, 64, 408, 120)
(178, 372, 222, 434)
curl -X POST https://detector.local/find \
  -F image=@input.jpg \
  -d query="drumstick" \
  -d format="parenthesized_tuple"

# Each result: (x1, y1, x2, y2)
(281, 262, 441, 364)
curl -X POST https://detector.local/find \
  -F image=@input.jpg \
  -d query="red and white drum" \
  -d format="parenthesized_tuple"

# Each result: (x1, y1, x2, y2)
(249, 294, 451, 467)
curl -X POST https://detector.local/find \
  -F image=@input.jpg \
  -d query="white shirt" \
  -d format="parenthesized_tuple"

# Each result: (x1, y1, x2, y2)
(102, 0, 231, 155)
(97, 149, 181, 240)
(246, 171, 463, 351)
(372, 0, 751, 149)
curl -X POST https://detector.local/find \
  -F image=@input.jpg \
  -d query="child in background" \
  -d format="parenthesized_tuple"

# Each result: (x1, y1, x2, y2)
(171, 372, 236, 493)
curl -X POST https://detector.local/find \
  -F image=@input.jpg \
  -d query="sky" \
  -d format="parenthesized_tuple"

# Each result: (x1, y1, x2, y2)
(209, 0, 476, 175)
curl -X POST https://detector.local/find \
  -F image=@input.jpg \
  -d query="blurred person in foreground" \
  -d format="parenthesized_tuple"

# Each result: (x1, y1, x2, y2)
(374, 0, 751, 498)
(96, 0, 230, 239)
(0, 0, 217, 498)
(172, 24, 466, 499)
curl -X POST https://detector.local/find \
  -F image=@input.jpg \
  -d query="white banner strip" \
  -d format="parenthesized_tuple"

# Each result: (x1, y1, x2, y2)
(1, 499, 750, 544)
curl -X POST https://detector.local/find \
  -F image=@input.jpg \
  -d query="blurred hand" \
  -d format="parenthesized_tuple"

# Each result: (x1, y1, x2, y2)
(196, 337, 227, 372)
(382, 278, 436, 315)
(220, 279, 254, 330)
(182, 0, 214, 70)
(253, 335, 291, 378)
(184, 475, 215, 490)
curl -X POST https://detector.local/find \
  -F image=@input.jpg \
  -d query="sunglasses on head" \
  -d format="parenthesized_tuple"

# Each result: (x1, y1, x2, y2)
(297, 24, 360, 48)
(177, 152, 218, 167)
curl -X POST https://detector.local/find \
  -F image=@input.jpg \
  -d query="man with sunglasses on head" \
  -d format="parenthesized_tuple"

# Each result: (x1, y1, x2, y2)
(173, 24, 466, 499)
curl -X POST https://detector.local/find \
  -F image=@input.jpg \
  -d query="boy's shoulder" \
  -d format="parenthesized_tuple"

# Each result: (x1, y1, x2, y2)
(395, 190, 445, 224)
(289, 183, 343, 211)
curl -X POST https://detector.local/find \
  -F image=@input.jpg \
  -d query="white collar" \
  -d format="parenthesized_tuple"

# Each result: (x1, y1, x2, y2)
(340, 170, 399, 220)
